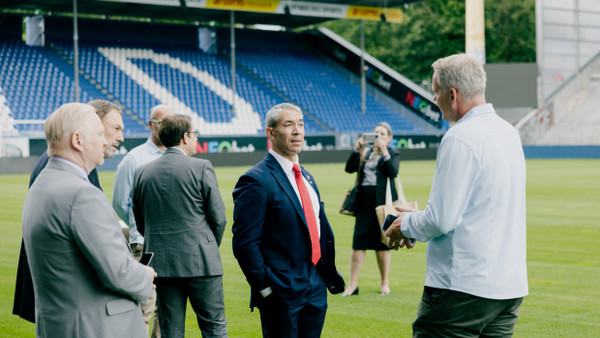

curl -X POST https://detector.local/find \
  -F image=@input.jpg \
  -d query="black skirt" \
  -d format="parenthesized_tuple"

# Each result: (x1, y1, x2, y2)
(352, 186, 390, 251)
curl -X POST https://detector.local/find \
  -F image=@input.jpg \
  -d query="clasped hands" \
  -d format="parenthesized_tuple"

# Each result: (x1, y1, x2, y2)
(384, 205, 418, 250)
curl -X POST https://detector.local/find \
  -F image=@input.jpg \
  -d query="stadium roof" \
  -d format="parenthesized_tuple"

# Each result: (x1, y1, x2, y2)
(0, 0, 423, 28)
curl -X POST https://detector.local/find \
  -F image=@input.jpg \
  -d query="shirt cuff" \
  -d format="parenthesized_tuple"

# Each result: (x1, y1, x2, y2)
(400, 213, 413, 239)
(260, 286, 273, 298)
(383, 153, 391, 161)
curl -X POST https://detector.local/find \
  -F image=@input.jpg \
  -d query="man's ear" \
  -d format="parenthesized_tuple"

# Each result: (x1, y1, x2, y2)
(180, 134, 189, 146)
(449, 88, 456, 102)
(449, 88, 459, 109)
(265, 127, 275, 140)
(70, 132, 84, 152)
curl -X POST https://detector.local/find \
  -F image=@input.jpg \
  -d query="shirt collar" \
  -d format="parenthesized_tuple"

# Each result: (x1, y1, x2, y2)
(169, 147, 187, 156)
(146, 137, 163, 154)
(457, 103, 494, 125)
(52, 157, 89, 180)
(269, 149, 299, 174)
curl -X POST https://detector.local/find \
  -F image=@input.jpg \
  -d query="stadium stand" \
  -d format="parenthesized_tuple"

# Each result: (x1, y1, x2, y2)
(237, 48, 422, 134)
(0, 16, 443, 138)
(0, 37, 91, 134)
(517, 50, 600, 145)
(0, 86, 18, 137)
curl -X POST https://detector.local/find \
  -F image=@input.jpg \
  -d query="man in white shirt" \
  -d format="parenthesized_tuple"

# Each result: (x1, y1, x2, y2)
(113, 104, 175, 337)
(386, 54, 528, 336)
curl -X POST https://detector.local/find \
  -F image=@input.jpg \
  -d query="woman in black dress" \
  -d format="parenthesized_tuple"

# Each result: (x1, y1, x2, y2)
(341, 122, 400, 297)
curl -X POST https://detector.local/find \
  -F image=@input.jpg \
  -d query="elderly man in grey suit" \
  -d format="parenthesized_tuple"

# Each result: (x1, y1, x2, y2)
(22, 102, 155, 338)
(132, 114, 228, 338)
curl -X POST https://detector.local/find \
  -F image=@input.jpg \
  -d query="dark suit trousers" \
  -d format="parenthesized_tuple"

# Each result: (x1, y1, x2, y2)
(12, 240, 35, 322)
(155, 276, 228, 338)
(413, 287, 523, 337)
(259, 266, 327, 338)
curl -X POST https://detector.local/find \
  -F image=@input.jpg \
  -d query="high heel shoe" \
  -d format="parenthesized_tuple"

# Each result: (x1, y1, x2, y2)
(340, 286, 359, 297)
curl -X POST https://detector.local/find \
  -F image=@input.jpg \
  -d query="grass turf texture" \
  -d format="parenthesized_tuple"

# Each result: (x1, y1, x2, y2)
(0, 159, 598, 337)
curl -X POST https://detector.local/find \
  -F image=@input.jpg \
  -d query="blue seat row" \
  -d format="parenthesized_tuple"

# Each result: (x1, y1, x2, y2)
(1, 36, 424, 136)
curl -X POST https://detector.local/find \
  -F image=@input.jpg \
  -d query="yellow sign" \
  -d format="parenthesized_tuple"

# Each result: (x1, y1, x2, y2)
(346, 6, 403, 23)
(205, 0, 279, 13)
(100, 0, 403, 23)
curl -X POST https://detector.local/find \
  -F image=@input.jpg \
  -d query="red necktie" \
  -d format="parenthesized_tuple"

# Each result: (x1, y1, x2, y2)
(292, 164, 321, 265)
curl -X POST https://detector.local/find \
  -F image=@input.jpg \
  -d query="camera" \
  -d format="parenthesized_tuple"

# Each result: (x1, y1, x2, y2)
(363, 133, 379, 145)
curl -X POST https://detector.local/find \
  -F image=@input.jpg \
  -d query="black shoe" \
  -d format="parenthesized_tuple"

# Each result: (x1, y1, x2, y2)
(340, 286, 359, 297)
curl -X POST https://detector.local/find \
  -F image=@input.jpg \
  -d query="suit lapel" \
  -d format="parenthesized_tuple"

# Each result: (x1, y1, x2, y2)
(265, 154, 306, 224)
(300, 167, 320, 200)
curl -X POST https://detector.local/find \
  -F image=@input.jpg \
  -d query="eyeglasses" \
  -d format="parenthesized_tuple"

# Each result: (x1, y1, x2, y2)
(150, 119, 163, 124)
(187, 130, 199, 138)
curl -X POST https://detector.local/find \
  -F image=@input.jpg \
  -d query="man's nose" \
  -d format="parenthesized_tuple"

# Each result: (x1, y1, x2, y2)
(116, 130, 124, 142)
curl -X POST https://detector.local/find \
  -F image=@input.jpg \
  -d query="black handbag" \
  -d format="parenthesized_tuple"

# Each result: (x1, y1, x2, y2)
(339, 156, 364, 216)
(339, 184, 359, 216)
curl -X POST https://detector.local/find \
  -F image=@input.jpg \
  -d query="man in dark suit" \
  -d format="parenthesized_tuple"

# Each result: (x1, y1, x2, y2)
(22, 102, 154, 337)
(132, 114, 228, 338)
(232, 103, 345, 337)
(13, 100, 125, 323)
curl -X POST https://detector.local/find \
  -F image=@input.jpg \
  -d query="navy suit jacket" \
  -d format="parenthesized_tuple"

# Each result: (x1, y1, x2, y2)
(232, 153, 344, 309)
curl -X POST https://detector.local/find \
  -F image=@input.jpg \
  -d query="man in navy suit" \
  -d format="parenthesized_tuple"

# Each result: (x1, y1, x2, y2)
(232, 103, 344, 337)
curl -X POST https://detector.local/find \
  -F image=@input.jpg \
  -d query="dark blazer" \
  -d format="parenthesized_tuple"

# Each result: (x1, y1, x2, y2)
(345, 147, 401, 206)
(232, 153, 345, 310)
(132, 148, 226, 278)
(13, 151, 102, 323)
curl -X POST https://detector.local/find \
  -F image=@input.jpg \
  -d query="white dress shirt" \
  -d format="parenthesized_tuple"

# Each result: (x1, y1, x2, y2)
(402, 103, 528, 300)
(269, 149, 321, 237)
(113, 138, 164, 245)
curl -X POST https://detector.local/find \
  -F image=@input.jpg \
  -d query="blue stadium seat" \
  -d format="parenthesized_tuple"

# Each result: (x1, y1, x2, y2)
(1, 31, 428, 137)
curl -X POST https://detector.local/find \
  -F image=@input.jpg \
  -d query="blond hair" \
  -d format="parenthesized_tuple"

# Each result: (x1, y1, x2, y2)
(45, 103, 97, 157)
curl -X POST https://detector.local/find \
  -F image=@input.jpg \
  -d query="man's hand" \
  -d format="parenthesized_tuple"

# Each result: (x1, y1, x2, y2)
(384, 213, 415, 250)
(395, 205, 419, 213)
(145, 266, 157, 289)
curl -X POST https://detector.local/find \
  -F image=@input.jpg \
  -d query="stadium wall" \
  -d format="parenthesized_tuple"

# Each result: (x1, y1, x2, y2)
(0, 148, 438, 174)
(3, 146, 600, 175)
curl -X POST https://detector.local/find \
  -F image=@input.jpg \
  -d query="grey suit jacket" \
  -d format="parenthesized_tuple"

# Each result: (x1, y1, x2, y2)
(132, 148, 227, 277)
(22, 158, 153, 338)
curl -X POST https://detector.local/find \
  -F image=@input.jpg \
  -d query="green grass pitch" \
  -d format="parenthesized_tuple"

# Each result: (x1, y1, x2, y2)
(1, 159, 599, 337)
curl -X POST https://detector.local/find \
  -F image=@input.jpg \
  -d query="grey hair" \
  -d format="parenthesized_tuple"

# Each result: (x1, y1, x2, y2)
(45, 103, 97, 157)
(265, 103, 303, 129)
(87, 100, 122, 120)
(376, 122, 393, 138)
(432, 53, 486, 102)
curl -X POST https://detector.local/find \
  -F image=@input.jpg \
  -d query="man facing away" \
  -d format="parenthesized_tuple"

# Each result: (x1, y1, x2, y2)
(22, 102, 155, 338)
(113, 104, 175, 337)
(13, 99, 125, 323)
(232, 103, 345, 337)
(386, 53, 528, 337)
(132, 114, 228, 338)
